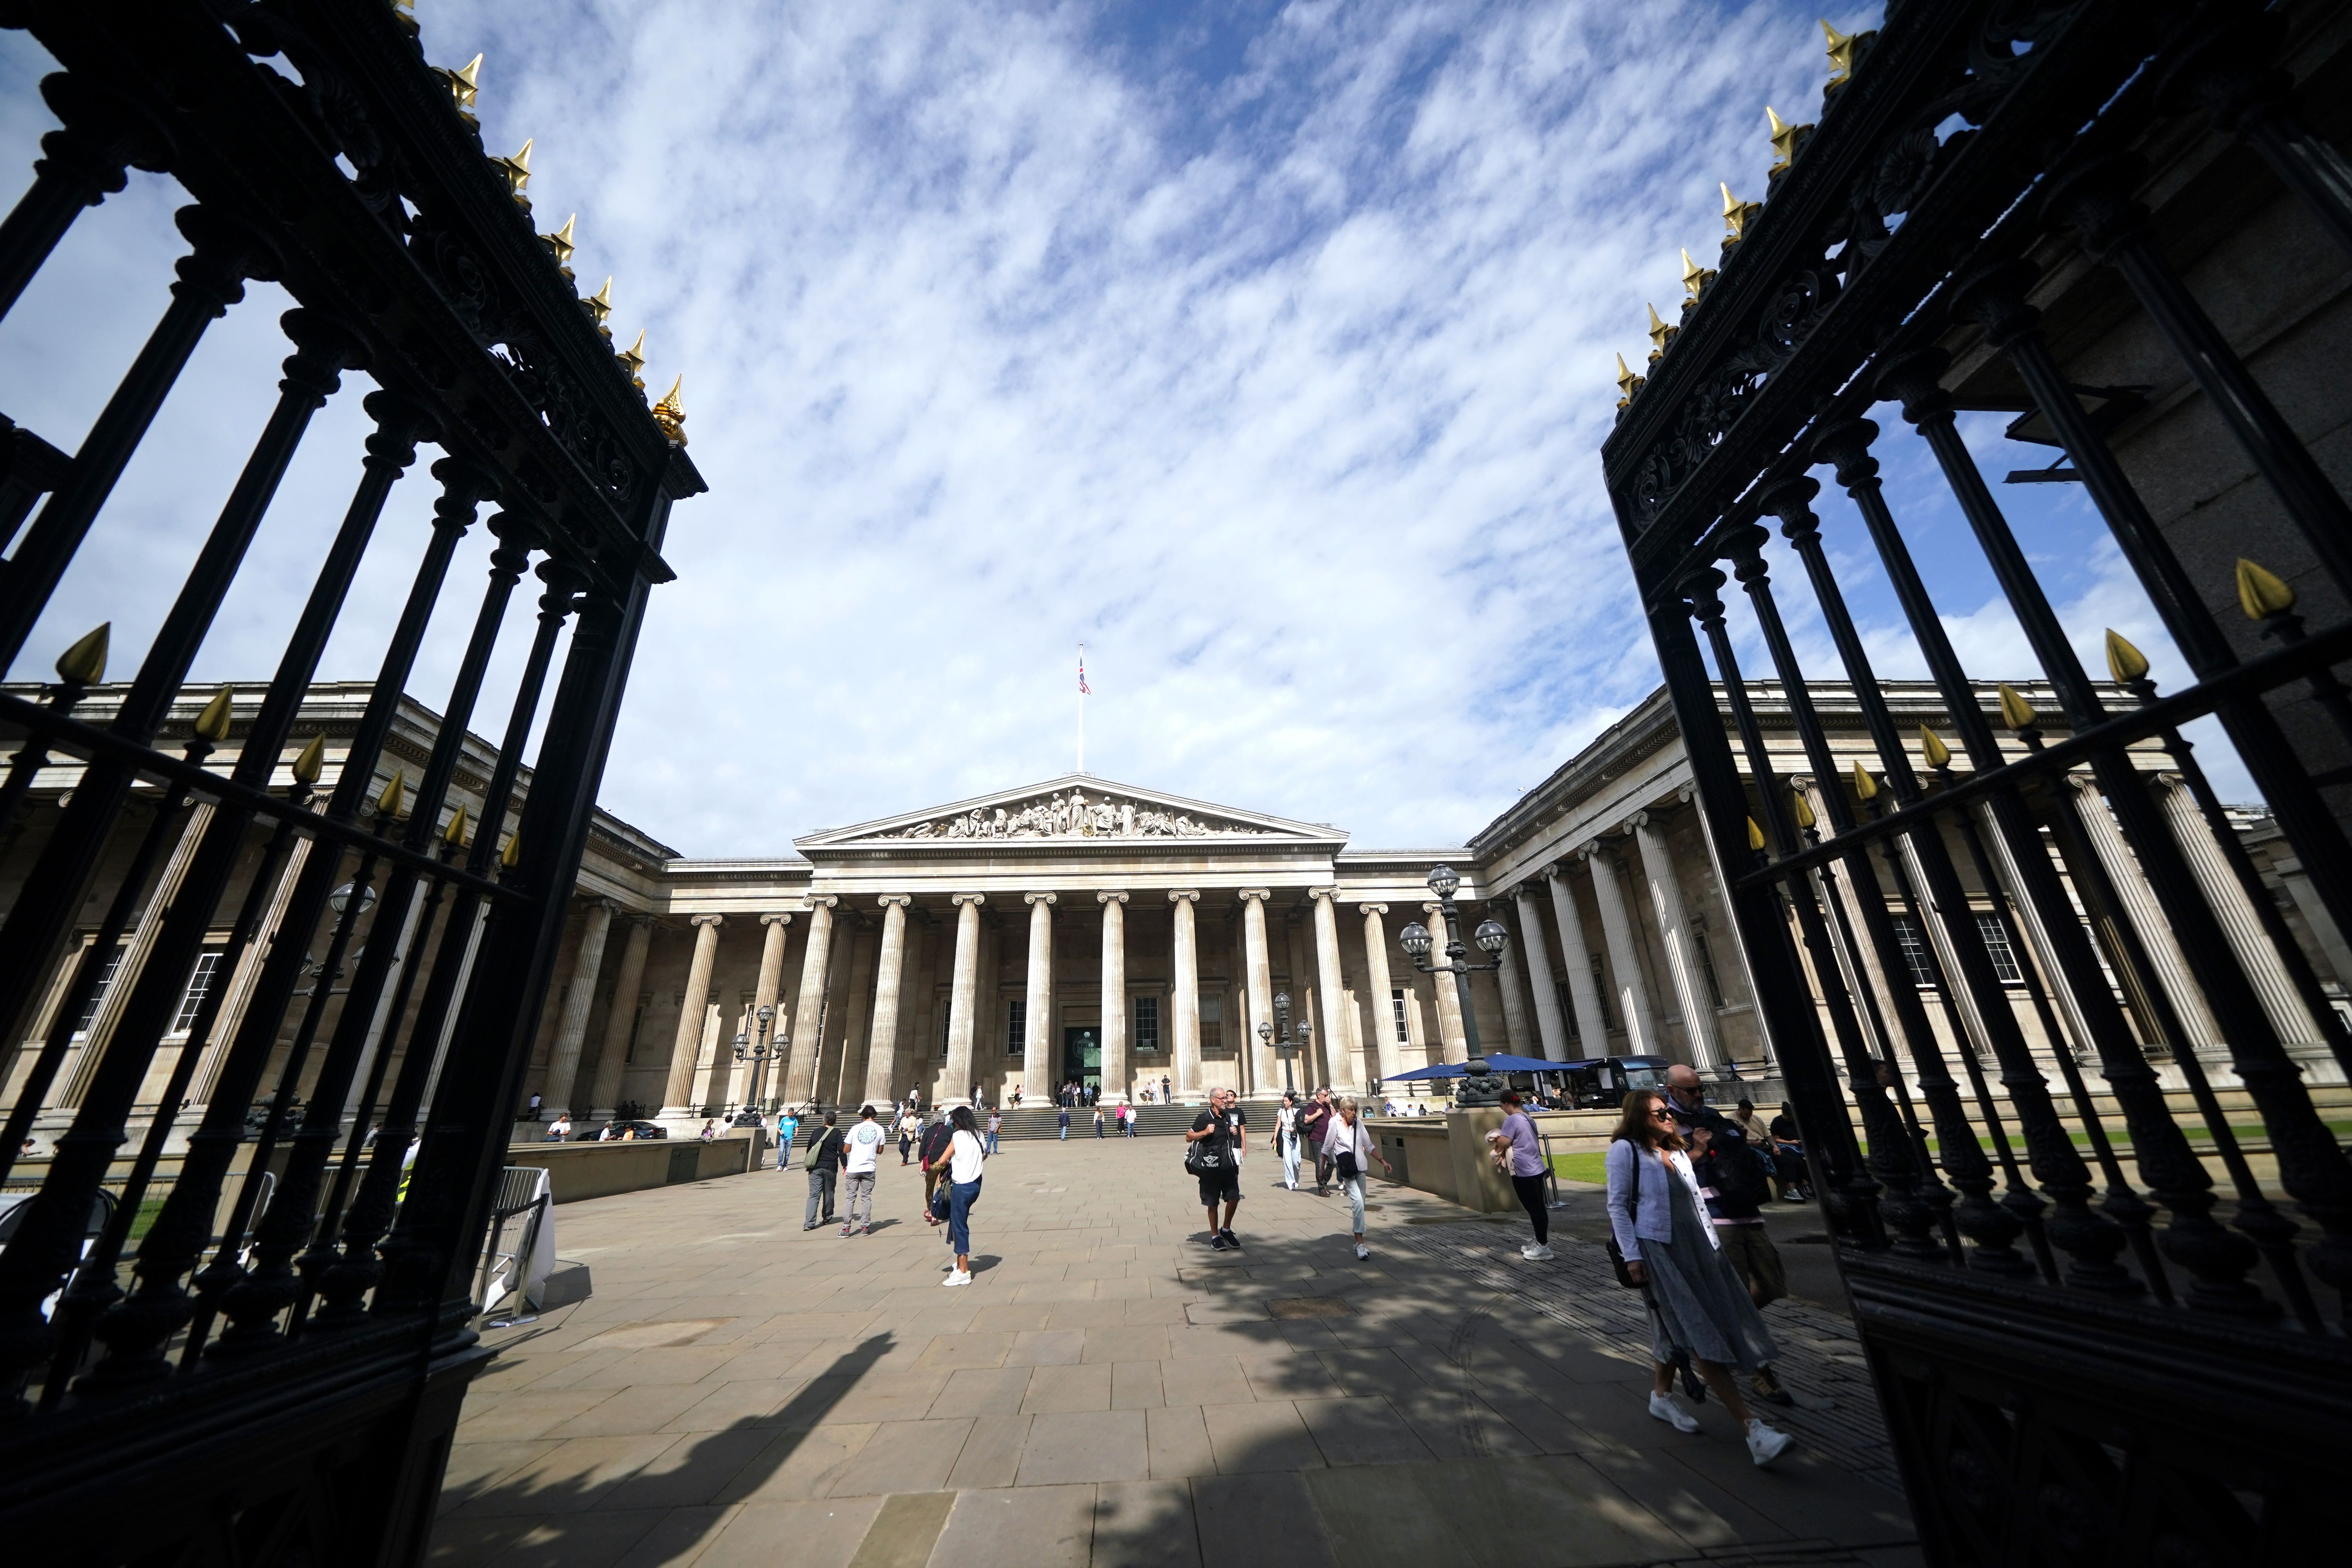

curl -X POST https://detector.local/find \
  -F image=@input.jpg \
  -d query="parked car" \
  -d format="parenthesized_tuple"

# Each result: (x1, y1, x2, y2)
(598, 1120, 668, 1141)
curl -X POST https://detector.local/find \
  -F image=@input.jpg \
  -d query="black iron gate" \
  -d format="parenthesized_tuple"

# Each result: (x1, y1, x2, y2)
(1604, 2, 2352, 1561)
(0, 2, 702, 1560)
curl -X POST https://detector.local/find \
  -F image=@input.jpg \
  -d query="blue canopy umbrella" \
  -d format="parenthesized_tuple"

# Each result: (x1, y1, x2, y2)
(1481, 1054, 1599, 1073)
(1379, 1062, 1467, 1081)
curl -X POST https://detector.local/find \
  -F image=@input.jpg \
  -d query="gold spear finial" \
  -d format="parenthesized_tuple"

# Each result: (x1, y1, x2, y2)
(1997, 682, 2040, 732)
(1614, 353, 1644, 409)
(444, 804, 469, 847)
(377, 769, 406, 819)
(1746, 817, 1766, 851)
(2236, 557, 2296, 620)
(583, 276, 613, 330)
(1721, 181, 1763, 243)
(1918, 724, 1951, 769)
(194, 686, 235, 742)
(1646, 303, 1677, 361)
(54, 623, 109, 686)
(501, 832, 521, 869)
(543, 213, 575, 270)
(1822, 19, 1858, 86)
(616, 327, 647, 385)
(1851, 760, 1878, 801)
(391, 0, 419, 37)
(492, 137, 532, 201)
(1766, 106, 1812, 173)
(438, 53, 482, 114)
(292, 733, 327, 784)
(1681, 248, 1716, 302)
(1791, 787, 1817, 829)
(2104, 628, 2150, 683)
(652, 375, 687, 443)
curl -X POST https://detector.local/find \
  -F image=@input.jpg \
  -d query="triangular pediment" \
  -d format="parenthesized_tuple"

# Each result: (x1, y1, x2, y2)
(797, 774, 1346, 849)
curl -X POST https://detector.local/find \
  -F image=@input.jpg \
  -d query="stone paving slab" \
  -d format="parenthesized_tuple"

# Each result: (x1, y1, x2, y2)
(432, 1139, 1918, 1568)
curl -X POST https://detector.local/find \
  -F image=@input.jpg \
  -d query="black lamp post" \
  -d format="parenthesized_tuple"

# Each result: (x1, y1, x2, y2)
(1257, 991, 1310, 1095)
(1397, 864, 1510, 1105)
(733, 1003, 783, 1122)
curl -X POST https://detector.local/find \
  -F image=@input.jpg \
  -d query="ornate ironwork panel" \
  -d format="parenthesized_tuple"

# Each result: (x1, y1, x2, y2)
(0, 2, 703, 1560)
(1603, 2, 2352, 1562)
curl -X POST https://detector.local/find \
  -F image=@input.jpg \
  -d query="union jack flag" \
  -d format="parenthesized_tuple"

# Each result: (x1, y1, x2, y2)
(1078, 656, 1091, 696)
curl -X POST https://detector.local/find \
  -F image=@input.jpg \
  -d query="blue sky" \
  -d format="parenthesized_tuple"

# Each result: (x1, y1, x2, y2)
(0, 0, 2246, 854)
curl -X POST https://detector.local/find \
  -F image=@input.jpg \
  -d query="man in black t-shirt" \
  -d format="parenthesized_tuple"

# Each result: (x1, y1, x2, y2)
(1187, 1087, 1249, 1250)
(802, 1114, 842, 1230)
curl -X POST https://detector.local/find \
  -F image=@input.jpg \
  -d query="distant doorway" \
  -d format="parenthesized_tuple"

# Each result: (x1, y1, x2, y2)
(1063, 1027, 1100, 1095)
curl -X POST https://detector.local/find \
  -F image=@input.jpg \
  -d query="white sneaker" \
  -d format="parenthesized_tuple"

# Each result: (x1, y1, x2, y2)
(1520, 1242, 1541, 1259)
(1354, 1243, 1370, 1260)
(1526, 1245, 1556, 1261)
(1649, 1392, 1700, 1433)
(1746, 1419, 1792, 1466)
(943, 1269, 973, 1288)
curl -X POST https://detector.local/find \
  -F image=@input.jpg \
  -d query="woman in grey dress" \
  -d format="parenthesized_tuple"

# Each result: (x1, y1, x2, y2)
(1605, 1089, 1793, 1467)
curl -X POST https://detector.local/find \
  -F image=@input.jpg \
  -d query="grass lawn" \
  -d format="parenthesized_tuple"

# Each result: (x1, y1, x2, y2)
(1551, 1151, 1608, 1184)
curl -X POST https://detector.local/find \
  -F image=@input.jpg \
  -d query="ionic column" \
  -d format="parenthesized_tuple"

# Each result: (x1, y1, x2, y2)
(660, 914, 725, 1115)
(1513, 886, 1569, 1059)
(735, 910, 791, 1109)
(1240, 889, 1275, 1093)
(1309, 889, 1348, 1089)
(64, 800, 212, 1106)
(541, 899, 615, 1118)
(1358, 903, 1401, 1084)
(1024, 893, 1055, 1095)
(586, 915, 652, 1118)
(1492, 902, 1535, 1054)
(1630, 810, 1726, 1076)
(781, 896, 837, 1105)
(2153, 774, 2323, 1045)
(1421, 903, 1467, 1061)
(1099, 891, 1129, 1102)
(1169, 891, 1201, 1098)
(2069, 775, 2225, 1054)
(946, 893, 985, 1104)
(1545, 862, 1610, 1052)
(862, 895, 913, 1105)
(1583, 841, 1657, 1053)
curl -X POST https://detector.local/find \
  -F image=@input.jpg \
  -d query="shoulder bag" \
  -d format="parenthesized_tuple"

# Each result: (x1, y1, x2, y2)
(1602, 1142, 1643, 1289)
(1183, 1121, 1226, 1177)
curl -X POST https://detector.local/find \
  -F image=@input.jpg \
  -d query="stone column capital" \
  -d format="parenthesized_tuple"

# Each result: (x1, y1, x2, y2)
(1422, 901, 1447, 916)
(1025, 891, 1058, 906)
(1307, 886, 1340, 904)
(690, 913, 725, 929)
(1677, 783, 1697, 805)
(803, 894, 838, 911)
(588, 896, 622, 914)
(1625, 809, 1652, 831)
(1357, 902, 1388, 916)
(1167, 889, 1200, 904)
(1238, 888, 1271, 904)
(951, 892, 987, 909)
(2153, 770, 2186, 791)
(760, 910, 794, 928)
(877, 893, 912, 910)
(1544, 860, 1573, 881)
(1097, 889, 1129, 905)
(2068, 772, 2104, 797)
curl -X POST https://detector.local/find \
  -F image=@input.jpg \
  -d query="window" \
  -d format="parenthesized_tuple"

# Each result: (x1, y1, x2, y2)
(1690, 920, 1725, 1008)
(623, 996, 647, 1062)
(1134, 995, 1160, 1053)
(1556, 980, 1579, 1039)
(940, 1000, 953, 1057)
(1976, 913, 2024, 984)
(1007, 996, 1026, 1056)
(174, 949, 226, 1034)
(76, 945, 127, 1034)
(1590, 954, 1616, 1030)
(1390, 988, 1408, 1044)
(1889, 915, 1937, 988)
(1200, 993, 1222, 1051)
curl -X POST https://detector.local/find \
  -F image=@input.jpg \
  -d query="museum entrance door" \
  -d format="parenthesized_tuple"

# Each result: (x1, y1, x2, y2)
(1063, 1027, 1100, 1096)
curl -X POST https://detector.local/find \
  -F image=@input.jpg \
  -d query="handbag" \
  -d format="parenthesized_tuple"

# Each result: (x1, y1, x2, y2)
(929, 1187, 951, 1223)
(1603, 1143, 1643, 1289)
(1184, 1122, 1227, 1176)
(1334, 1148, 1358, 1180)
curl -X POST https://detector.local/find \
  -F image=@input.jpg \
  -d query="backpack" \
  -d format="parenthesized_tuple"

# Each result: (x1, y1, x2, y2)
(804, 1128, 836, 1171)
(1184, 1116, 1228, 1176)
(1707, 1140, 1773, 1212)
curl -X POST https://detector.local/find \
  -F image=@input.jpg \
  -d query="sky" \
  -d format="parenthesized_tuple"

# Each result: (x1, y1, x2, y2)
(0, 0, 2248, 857)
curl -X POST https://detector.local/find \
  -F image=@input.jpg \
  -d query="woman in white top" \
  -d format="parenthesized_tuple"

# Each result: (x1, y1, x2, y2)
(929, 1104, 988, 1287)
(1606, 1089, 1791, 1467)
(1276, 1093, 1303, 1189)
(1319, 1096, 1392, 1260)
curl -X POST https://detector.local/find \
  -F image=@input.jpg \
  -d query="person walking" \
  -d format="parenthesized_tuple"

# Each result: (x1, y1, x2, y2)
(1093, 1104, 1105, 1139)
(1187, 1087, 1247, 1250)
(1486, 1090, 1553, 1260)
(929, 1105, 987, 1287)
(842, 1104, 886, 1237)
(897, 1107, 917, 1166)
(1607, 1089, 1793, 1466)
(1321, 1096, 1391, 1260)
(985, 1106, 1002, 1155)
(802, 1113, 842, 1230)
(920, 1111, 954, 1223)
(1058, 1103, 1070, 1141)
(1121, 1102, 1136, 1138)
(1690, 1121, 1794, 1406)
(773, 1108, 800, 1172)
(1300, 1089, 1335, 1194)
(1276, 1093, 1302, 1190)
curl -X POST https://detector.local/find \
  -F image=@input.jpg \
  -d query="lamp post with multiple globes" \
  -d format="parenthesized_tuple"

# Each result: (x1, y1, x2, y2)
(1397, 864, 1510, 1102)
(1254, 993, 1315, 1096)
(731, 1003, 784, 1123)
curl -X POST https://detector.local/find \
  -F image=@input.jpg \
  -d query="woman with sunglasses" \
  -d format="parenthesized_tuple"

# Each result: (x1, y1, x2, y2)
(1606, 1088, 1793, 1467)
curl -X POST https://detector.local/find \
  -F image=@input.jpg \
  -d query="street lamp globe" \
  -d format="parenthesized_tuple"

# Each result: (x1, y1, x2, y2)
(1273, 991, 1289, 1012)
(757, 1003, 774, 1026)
(329, 882, 376, 916)
(1473, 919, 1509, 955)
(1256, 1021, 1273, 1044)
(1399, 922, 1432, 957)
(1426, 864, 1461, 898)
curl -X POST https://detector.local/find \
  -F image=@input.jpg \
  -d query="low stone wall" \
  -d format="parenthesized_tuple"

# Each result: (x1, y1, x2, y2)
(1369, 1108, 1623, 1212)
(505, 1131, 762, 1204)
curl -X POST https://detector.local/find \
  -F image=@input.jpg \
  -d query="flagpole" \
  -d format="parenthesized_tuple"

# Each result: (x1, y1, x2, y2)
(1078, 641, 1085, 775)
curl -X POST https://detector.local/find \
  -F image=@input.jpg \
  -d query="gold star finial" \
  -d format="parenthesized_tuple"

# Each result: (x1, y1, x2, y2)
(583, 276, 613, 330)
(438, 53, 482, 115)
(617, 327, 647, 384)
(652, 375, 688, 443)
(1614, 353, 1645, 409)
(493, 137, 532, 200)
(1722, 181, 1762, 243)
(1823, 20, 1858, 87)
(1645, 303, 1677, 360)
(1681, 248, 1716, 302)
(543, 213, 575, 270)
(1766, 106, 1811, 173)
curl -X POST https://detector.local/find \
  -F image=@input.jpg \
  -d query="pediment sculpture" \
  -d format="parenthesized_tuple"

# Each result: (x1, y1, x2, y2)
(884, 788, 1273, 841)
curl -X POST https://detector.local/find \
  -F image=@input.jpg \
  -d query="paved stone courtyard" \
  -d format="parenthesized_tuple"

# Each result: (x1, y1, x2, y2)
(430, 1137, 1918, 1568)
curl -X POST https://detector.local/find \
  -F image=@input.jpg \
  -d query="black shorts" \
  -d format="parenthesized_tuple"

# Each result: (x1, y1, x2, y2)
(1197, 1166, 1241, 1206)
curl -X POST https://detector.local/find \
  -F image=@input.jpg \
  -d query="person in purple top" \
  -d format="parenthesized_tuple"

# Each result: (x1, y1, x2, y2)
(1485, 1090, 1552, 1260)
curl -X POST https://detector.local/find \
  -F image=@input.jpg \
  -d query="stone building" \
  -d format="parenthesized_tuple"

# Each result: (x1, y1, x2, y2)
(11, 666, 2337, 1142)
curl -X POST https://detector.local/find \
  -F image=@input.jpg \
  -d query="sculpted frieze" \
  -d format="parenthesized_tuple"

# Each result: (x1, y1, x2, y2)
(880, 788, 1271, 842)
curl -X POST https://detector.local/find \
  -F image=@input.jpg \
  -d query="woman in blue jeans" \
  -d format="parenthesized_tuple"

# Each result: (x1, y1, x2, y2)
(929, 1105, 987, 1287)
